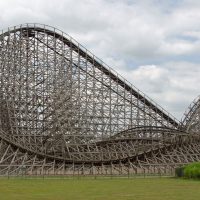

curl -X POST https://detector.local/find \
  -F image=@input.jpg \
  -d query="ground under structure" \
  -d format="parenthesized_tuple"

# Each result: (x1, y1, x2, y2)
(0, 23, 199, 176)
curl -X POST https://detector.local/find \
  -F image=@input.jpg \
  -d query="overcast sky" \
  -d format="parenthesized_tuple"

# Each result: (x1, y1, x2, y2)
(1, 0, 200, 120)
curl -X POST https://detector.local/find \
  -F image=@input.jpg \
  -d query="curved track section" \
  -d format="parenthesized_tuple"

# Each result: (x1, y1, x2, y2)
(0, 23, 199, 175)
(182, 96, 200, 133)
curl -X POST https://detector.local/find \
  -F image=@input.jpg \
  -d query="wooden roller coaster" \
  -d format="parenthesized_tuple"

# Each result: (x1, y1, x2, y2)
(0, 23, 199, 176)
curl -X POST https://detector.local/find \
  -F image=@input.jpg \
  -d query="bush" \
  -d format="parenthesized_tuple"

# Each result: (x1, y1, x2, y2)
(184, 162, 200, 179)
(176, 162, 200, 179)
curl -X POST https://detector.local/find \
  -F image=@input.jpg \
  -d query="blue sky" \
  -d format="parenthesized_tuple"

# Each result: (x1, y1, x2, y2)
(0, 0, 200, 120)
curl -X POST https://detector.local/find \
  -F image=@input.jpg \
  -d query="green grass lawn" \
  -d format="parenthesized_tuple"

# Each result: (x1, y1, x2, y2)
(0, 177, 200, 200)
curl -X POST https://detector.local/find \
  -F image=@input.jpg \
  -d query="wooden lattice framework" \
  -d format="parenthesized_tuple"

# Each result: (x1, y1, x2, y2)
(0, 23, 199, 176)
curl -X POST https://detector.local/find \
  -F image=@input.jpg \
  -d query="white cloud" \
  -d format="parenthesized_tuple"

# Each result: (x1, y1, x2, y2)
(117, 62, 200, 119)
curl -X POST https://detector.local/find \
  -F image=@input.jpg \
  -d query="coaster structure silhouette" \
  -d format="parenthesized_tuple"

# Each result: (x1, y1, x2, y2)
(0, 23, 199, 176)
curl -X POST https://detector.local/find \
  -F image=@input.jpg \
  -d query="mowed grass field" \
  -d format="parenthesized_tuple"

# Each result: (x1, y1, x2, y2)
(0, 177, 200, 200)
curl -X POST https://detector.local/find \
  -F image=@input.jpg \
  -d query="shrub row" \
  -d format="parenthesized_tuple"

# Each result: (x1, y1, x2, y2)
(175, 162, 200, 179)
